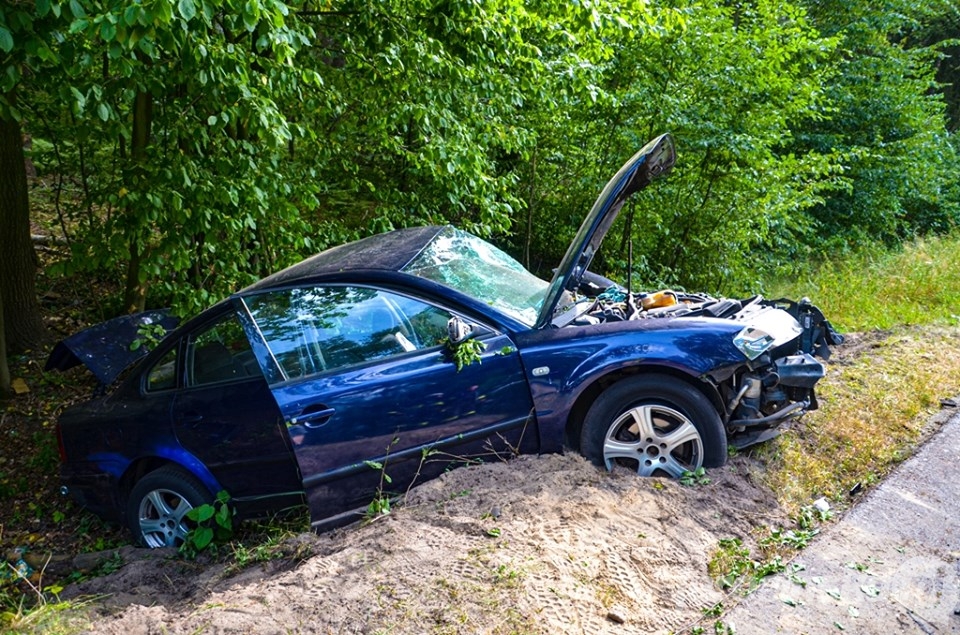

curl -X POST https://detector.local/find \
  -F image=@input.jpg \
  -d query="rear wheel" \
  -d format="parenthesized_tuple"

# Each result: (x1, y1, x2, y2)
(580, 376, 726, 477)
(126, 466, 213, 548)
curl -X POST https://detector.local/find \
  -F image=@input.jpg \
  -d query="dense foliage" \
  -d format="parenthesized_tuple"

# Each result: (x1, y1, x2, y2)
(2, 0, 959, 320)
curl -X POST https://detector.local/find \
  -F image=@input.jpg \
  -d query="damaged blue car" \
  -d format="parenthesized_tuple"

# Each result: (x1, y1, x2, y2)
(48, 134, 841, 547)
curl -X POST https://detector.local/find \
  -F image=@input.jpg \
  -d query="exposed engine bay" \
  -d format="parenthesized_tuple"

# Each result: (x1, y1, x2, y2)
(561, 273, 844, 448)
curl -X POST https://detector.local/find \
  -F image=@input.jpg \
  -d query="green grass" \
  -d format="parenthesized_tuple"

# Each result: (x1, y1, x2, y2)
(1, 584, 91, 635)
(700, 232, 960, 616)
(767, 231, 960, 332)
(756, 326, 960, 513)
(756, 231, 960, 513)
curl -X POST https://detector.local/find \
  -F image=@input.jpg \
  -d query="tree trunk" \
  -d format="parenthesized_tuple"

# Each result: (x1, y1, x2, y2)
(524, 145, 537, 270)
(0, 114, 45, 352)
(122, 90, 152, 313)
(0, 288, 11, 397)
(123, 238, 147, 314)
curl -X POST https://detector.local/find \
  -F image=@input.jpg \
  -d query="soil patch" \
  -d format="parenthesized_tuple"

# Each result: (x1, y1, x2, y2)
(65, 452, 785, 634)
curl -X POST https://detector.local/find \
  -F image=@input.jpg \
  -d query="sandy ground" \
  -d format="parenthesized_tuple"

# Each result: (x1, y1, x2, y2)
(61, 399, 960, 634)
(64, 452, 787, 634)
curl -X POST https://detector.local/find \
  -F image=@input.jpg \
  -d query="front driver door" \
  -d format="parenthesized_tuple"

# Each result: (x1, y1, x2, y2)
(240, 284, 536, 529)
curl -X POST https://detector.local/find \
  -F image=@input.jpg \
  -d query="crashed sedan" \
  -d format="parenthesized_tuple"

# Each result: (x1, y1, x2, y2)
(49, 134, 841, 547)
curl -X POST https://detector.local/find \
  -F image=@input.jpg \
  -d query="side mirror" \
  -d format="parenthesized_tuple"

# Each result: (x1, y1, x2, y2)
(446, 316, 475, 345)
(444, 316, 486, 371)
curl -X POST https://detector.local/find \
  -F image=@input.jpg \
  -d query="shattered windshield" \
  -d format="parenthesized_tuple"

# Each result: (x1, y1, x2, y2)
(403, 226, 549, 327)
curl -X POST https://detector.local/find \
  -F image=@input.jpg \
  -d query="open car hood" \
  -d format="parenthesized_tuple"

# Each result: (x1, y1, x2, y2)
(535, 133, 676, 329)
(45, 310, 179, 385)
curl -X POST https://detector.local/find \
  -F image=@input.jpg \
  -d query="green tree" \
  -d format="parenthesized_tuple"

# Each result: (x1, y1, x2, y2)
(796, 0, 959, 248)
(517, 0, 842, 292)
(292, 0, 545, 241)
(62, 0, 317, 314)
(8, 0, 959, 326)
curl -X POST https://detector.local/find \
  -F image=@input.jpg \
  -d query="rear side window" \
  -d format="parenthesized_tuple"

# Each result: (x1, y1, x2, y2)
(187, 313, 262, 386)
(245, 286, 454, 381)
(145, 347, 178, 392)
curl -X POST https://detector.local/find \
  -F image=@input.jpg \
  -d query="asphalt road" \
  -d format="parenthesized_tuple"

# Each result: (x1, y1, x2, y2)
(722, 405, 960, 634)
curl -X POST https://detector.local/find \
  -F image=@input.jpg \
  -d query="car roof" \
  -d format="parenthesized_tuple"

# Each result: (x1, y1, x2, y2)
(241, 225, 446, 292)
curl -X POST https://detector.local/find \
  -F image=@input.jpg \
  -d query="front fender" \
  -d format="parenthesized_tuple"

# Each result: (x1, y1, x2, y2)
(515, 319, 745, 452)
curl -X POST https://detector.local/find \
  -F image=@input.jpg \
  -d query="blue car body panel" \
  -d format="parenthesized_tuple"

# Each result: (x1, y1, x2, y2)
(44, 310, 180, 385)
(514, 318, 745, 453)
(537, 134, 675, 328)
(266, 331, 535, 527)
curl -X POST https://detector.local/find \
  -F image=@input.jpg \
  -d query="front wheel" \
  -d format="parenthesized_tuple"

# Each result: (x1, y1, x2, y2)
(126, 466, 213, 548)
(580, 376, 726, 477)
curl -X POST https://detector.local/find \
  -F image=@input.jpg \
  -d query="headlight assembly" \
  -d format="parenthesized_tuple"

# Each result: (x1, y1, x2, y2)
(733, 327, 776, 360)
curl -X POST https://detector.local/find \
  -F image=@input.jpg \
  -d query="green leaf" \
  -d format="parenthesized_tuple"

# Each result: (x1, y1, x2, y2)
(193, 526, 214, 549)
(191, 505, 216, 522)
(67, 18, 87, 34)
(0, 27, 12, 54)
(157, 1, 173, 24)
(69, 86, 85, 110)
(179, 0, 197, 22)
(100, 21, 116, 42)
(123, 5, 139, 26)
(242, 0, 260, 31)
(97, 103, 109, 121)
(69, 0, 86, 18)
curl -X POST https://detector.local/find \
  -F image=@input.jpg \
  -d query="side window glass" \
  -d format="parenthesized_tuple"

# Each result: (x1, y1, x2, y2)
(246, 286, 461, 380)
(145, 347, 178, 392)
(188, 313, 261, 386)
(390, 294, 455, 348)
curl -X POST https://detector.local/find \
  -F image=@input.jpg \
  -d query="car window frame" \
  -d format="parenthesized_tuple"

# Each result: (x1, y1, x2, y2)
(141, 338, 184, 395)
(238, 283, 498, 386)
(184, 309, 263, 389)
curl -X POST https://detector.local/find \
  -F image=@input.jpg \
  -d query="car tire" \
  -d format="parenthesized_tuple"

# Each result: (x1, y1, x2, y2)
(126, 466, 213, 549)
(580, 375, 726, 477)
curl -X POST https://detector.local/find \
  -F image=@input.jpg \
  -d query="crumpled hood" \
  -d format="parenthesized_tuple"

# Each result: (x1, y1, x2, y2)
(45, 310, 179, 385)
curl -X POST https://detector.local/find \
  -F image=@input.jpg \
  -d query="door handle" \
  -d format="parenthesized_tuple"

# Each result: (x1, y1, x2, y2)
(291, 406, 336, 429)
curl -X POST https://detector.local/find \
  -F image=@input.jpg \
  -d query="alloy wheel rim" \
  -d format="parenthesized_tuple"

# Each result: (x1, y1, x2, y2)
(137, 488, 194, 548)
(602, 403, 703, 477)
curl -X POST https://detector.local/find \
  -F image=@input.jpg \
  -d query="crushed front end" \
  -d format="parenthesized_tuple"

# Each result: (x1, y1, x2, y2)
(564, 283, 843, 449)
(712, 296, 843, 448)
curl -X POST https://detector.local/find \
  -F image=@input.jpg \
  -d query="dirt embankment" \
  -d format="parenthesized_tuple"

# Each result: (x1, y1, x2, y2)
(65, 452, 785, 634)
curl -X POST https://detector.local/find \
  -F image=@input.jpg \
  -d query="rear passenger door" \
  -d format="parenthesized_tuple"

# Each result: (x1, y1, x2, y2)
(171, 309, 303, 510)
